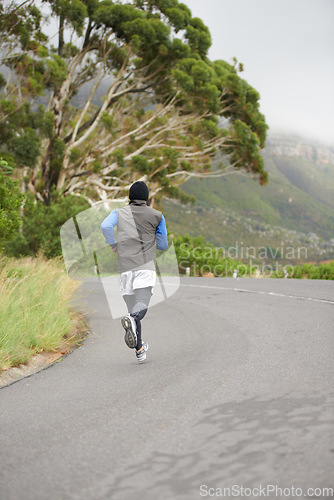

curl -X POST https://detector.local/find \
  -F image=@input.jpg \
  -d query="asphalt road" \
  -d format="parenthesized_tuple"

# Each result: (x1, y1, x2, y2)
(1, 278, 334, 500)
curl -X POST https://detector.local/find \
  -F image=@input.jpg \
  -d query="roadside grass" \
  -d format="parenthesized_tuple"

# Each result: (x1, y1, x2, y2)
(0, 255, 84, 372)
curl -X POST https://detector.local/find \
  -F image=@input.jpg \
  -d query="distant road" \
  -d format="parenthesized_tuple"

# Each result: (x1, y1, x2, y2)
(1, 278, 334, 500)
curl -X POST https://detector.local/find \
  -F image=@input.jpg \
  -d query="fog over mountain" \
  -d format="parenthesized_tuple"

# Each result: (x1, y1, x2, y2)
(265, 132, 334, 164)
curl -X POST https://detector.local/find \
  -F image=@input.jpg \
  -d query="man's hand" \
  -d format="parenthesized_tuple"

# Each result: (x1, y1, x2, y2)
(110, 243, 117, 253)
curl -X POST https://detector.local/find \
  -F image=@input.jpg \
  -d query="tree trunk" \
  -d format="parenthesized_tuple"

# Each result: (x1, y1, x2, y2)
(58, 14, 64, 57)
(41, 138, 62, 205)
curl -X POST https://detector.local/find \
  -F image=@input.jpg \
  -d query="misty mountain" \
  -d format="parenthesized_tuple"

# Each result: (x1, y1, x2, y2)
(163, 133, 334, 262)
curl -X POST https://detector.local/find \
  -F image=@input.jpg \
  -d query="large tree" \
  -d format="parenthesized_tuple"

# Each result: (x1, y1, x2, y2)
(0, 0, 268, 206)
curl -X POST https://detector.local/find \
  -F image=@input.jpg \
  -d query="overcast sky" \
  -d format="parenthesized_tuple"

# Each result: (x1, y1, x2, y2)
(183, 0, 334, 145)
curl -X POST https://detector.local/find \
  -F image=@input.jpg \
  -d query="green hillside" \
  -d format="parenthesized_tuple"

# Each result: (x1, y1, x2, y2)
(163, 140, 334, 263)
(178, 153, 334, 239)
(273, 156, 334, 210)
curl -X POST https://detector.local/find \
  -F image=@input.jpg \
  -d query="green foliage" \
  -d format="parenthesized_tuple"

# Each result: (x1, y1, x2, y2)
(0, 159, 24, 246)
(69, 147, 81, 163)
(226, 120, 267, 184)
(4, 193, 90, 259)
(162, 147, 179, 172)
(0, 1, 44, 50)
(53, 138, 66, 158)
(93, 3, 145, 31)
(212, 59, 268, 146)
(292, 262, 334, 280)
(101, 112, 114, 133)
(0, 0, 268, 205)
(0, 152, 16, 169)
(173, 234, 243, 276)
(44, 0, 88, 35)
(92, 160, 102, 173)
(0, 102, 52, 169)
(45, 54, 68, 89)
(185, 17, 211, 57)
(173, 234, 334, 280)
(64, 0, 88, 35)
(172, 57, 220, 113)
(12, 128, 41, 167)
(271, 262, 334, 280)
(131, 155, 150, 174)
(164, 6, 191, 31)
(49, 138, 66, 173)
(172, 68, 194, 92)
(113, 149, 125, 168)
(37, 110, 54, 139)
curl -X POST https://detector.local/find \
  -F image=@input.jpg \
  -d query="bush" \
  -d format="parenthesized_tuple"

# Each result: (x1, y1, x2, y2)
(3, 192, 90, 258)
(287, 261, 334, 280)
(318, 262, 334, 279)
(0, 159, 24, 245)
(173, 234, 243, 276)
(173, 234, 334, 280)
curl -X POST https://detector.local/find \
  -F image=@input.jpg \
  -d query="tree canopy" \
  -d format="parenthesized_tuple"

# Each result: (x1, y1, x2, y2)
(0, 0, 268, 207)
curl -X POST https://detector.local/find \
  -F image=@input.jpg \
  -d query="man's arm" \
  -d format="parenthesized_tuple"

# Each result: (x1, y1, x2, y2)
(101, 209, 118, 248)
(156, 214, 168, 251)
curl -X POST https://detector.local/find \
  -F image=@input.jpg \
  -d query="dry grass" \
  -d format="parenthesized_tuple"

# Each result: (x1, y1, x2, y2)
(0, 255, 82, 371)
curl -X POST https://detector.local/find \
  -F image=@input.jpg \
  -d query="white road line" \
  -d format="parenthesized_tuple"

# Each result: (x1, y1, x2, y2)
(175, 283, 334, 305)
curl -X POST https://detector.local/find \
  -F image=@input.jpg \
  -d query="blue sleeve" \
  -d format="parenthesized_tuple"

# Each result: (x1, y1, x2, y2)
(156, 214, 168, 251)
(100, 209, 118, 245)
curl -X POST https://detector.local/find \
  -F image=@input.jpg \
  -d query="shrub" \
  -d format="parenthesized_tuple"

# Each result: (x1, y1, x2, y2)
(173, 234, 242, 276)
(3, 192, 90, 258)
(0, 159, 24, 245)
(289, 261, 334, 280)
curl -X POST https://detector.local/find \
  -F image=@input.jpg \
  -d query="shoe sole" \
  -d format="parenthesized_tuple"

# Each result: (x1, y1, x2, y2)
(121, 316, 137, 349)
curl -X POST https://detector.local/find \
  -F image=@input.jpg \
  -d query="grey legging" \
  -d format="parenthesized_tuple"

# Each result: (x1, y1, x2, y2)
(123, 287, 152, 350)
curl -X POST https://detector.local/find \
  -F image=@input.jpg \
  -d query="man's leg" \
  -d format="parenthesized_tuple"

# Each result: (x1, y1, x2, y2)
(131, 287, 152, 350)
(123, 294, 136, 315)
(121, 294, 138, 348)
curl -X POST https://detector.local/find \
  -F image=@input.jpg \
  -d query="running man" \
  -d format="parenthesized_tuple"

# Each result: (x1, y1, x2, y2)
(100, 181, 168, 363)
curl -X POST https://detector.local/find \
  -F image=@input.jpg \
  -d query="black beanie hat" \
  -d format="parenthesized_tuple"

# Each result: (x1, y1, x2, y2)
(129, 181, 149, 201)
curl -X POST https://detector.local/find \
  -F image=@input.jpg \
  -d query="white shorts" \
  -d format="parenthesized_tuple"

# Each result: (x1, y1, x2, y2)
(119, 270, 156, 296)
